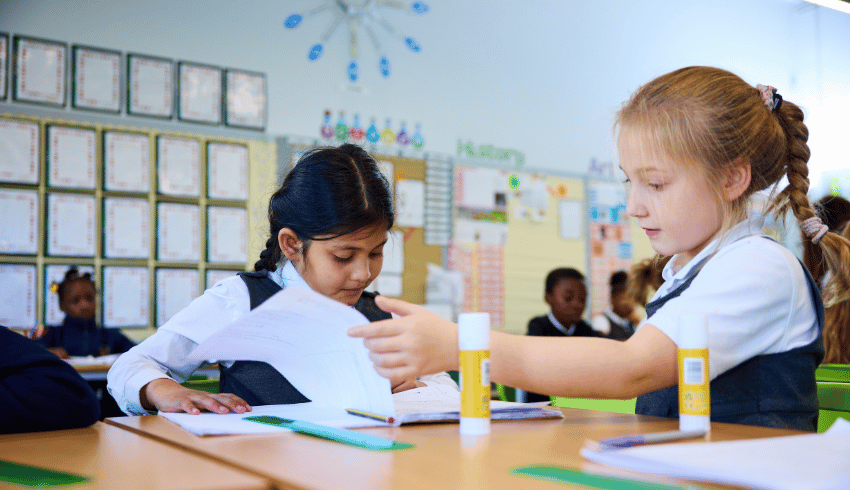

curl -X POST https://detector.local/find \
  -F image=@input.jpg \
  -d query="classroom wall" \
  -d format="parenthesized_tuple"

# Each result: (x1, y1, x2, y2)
(1, 0, 848, 193)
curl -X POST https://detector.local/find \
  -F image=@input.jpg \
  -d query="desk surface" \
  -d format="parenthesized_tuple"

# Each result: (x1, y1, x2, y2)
(0, 422, 271, 490)
(106, 408, 802, 490)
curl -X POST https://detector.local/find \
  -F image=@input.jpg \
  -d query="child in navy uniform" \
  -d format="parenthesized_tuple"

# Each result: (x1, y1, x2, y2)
(351, 67, 850, 431)
(591, 270, 640, 341)
(1, 326, 100, 433)
(34, 268, 135, 359)
(108, 144, 456, 416)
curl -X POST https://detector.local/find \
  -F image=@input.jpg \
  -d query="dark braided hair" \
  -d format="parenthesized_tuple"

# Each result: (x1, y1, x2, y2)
(254, 144, 394, 272)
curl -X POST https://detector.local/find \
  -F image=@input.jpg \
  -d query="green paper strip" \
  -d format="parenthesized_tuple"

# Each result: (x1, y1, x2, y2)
(512, 465, 708, 490)
(243, 415, 414, 451)
(0, 460, 90, 488)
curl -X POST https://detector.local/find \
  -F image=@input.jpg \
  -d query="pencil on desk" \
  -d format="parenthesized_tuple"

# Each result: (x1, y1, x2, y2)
(584, 429, 707, 451)
(345, 408, 395, 424)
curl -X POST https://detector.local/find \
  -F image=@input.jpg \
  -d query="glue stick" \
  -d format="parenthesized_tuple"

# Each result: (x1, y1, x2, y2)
(678, 314, 710, 432)
(459, 312, 490, 435)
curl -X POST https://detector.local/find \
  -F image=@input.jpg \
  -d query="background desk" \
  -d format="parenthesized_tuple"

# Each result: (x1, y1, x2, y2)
(0, 422, 271, 490)
(106, 408, 802, 490)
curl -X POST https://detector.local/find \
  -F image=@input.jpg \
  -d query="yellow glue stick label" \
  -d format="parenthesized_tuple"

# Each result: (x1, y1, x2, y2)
(460, 350, 490, 418)
(678, 348, 710, 416)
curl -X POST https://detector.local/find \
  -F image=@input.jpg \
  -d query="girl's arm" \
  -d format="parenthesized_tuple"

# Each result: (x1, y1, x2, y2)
(350, 296, 678, 399)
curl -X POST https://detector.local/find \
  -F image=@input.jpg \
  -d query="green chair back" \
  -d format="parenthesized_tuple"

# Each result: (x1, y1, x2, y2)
(816, 364, 850, 383)
(817, 381, 850, 432)
(551, 396, 637, 414)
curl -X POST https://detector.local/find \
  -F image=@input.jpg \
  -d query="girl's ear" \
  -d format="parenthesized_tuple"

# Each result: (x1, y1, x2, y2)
(277, 228, 303, 262)
(724, 157, 751, 201)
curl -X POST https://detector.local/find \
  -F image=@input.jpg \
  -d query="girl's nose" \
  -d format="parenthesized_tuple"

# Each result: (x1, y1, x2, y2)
(626, 187, 646, 218)
(350, 257, 372, 282)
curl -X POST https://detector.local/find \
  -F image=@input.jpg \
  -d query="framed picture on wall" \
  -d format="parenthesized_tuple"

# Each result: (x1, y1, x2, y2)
(0, 33, 8, 100)
(104, 131, 150, 192)
(207, 142, 248, 200)
(72, 45, 121, 113)
(127, 53, 173, 118)
(102, 266, 149, 328)
(157, 135, 200, 197)
(46, 125, 96, 189)
(12, 35, 66, 107)
(224, 69, 266, 130)
(0, 118, 39, 184)
(178, 61, 221, 125)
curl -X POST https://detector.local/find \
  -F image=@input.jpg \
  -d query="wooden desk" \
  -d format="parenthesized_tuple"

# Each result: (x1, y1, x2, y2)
(0, 422, 272, 490)
(71, 362, 220, 381)
(106, 408, 802, 490)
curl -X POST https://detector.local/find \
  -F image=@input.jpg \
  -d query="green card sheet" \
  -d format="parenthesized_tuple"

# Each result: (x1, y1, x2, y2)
(0, 460, 90, 488)
(512, 465, 709, 490)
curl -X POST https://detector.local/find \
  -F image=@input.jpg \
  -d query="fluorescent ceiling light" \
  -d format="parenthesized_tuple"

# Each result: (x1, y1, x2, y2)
(803, 0, 850, 14)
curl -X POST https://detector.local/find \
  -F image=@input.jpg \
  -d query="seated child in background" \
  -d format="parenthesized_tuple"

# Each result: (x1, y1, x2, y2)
(32, 267, 136, 419)
(33, 267, 136, 359)
(108, 144, 456, 416)
(1, 326, 100, 433)
(591, 270, 641, 340)
(803, 195, 850, 289)
(525, 267, 599, 402)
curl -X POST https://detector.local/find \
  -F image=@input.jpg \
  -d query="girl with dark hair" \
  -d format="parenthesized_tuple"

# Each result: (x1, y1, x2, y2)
(108, 144, 456, 416)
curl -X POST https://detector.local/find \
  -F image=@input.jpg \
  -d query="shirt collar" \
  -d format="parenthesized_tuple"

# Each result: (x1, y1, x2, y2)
(661, 215, 765, 287)
(274, 261, 314, 292)
(547, 311, 577, 336)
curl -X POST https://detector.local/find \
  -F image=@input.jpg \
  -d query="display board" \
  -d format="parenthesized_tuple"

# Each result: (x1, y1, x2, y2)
(0, 113, 276, 335)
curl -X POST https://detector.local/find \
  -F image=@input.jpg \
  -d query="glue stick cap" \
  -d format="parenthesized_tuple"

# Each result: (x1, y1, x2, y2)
(678, 314, 708, 349)
(458, 313, 490, 350)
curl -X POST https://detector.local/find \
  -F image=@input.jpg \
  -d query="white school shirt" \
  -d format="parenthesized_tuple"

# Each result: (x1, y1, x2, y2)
(107, 262, 458, 415)
(639, 215, 819, 381)
(591, 309, 631, 335)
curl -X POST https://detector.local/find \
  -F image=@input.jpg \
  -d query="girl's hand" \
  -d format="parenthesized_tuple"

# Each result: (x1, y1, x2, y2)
(348, 296, 459, 382)
(140, 378, 251, 415)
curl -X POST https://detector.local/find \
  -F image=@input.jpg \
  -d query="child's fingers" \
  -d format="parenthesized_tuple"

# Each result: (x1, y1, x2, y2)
(211, 393, 252, 413)
(373, 296, 423, 317)
(190, 393, 235, 414)
(348, 318, 402, 338)
(368, 351, 410, 369)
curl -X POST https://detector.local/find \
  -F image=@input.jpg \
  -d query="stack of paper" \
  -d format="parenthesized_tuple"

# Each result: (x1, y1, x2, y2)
(581, 418, 850, 490)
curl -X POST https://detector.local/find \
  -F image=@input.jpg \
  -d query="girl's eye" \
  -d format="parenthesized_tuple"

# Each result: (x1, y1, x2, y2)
(334, 255, 353, 263)
(648, 182, 664, 190)
(370, 252, 383, 258)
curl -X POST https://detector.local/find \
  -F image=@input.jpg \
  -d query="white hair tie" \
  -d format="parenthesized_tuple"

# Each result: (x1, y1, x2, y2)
(802, 216, 829, 244)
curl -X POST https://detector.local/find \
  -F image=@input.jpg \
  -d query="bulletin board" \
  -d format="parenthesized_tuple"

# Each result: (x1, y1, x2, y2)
(0, 112, 276, 340)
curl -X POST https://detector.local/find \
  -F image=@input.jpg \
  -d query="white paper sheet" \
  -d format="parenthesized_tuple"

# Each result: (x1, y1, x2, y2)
(179, 64, 221, 124)
(0, 189, 38, 254)
(188, 287, 395, 416)
(47, 194, 95, 256)
(207, 206, 247, 263)
(15, 38, 65, 105)
(559, 199, 582, 240)
(0, 264, 36, 328)
(103, 266, 148, 327)
(395, 179, 425, 227)
(48, 126, 96, 189)
(157, 203, 199, 261)
(44, 265, 95, 325)
(0, 119, 39, 184)
(581, 418, 850, 490)
(159, 385, 562, 436)
(207, 143, 248, 199)
(156, 268, 200, 326)
(104, 132, 150, 192)
(104, 197, 149, 258)
(129, 55, 173, 117)
(74, 47, 120, 111)
(158, 136, 200, 197)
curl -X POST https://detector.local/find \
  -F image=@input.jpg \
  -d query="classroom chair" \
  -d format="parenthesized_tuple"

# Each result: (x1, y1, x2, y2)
(550, 396, 637, 414)
(815, 364, 850, 383)
(817, 381, 850, 433)
(181, 375, 221, 394)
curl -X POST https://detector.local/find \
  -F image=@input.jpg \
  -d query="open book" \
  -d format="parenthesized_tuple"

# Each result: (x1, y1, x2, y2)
(160, 385, 562, 436)
(172, 287, 561, 435)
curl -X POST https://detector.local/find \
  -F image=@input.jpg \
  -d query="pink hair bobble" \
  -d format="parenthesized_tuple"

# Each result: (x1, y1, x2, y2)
(802, 216, 829, 245)
(756, 84, 783, 112)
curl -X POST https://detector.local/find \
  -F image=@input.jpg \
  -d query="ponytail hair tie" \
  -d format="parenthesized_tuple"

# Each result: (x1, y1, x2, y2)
(756, 84, 782, 112)
(802, 216, 829, 245)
